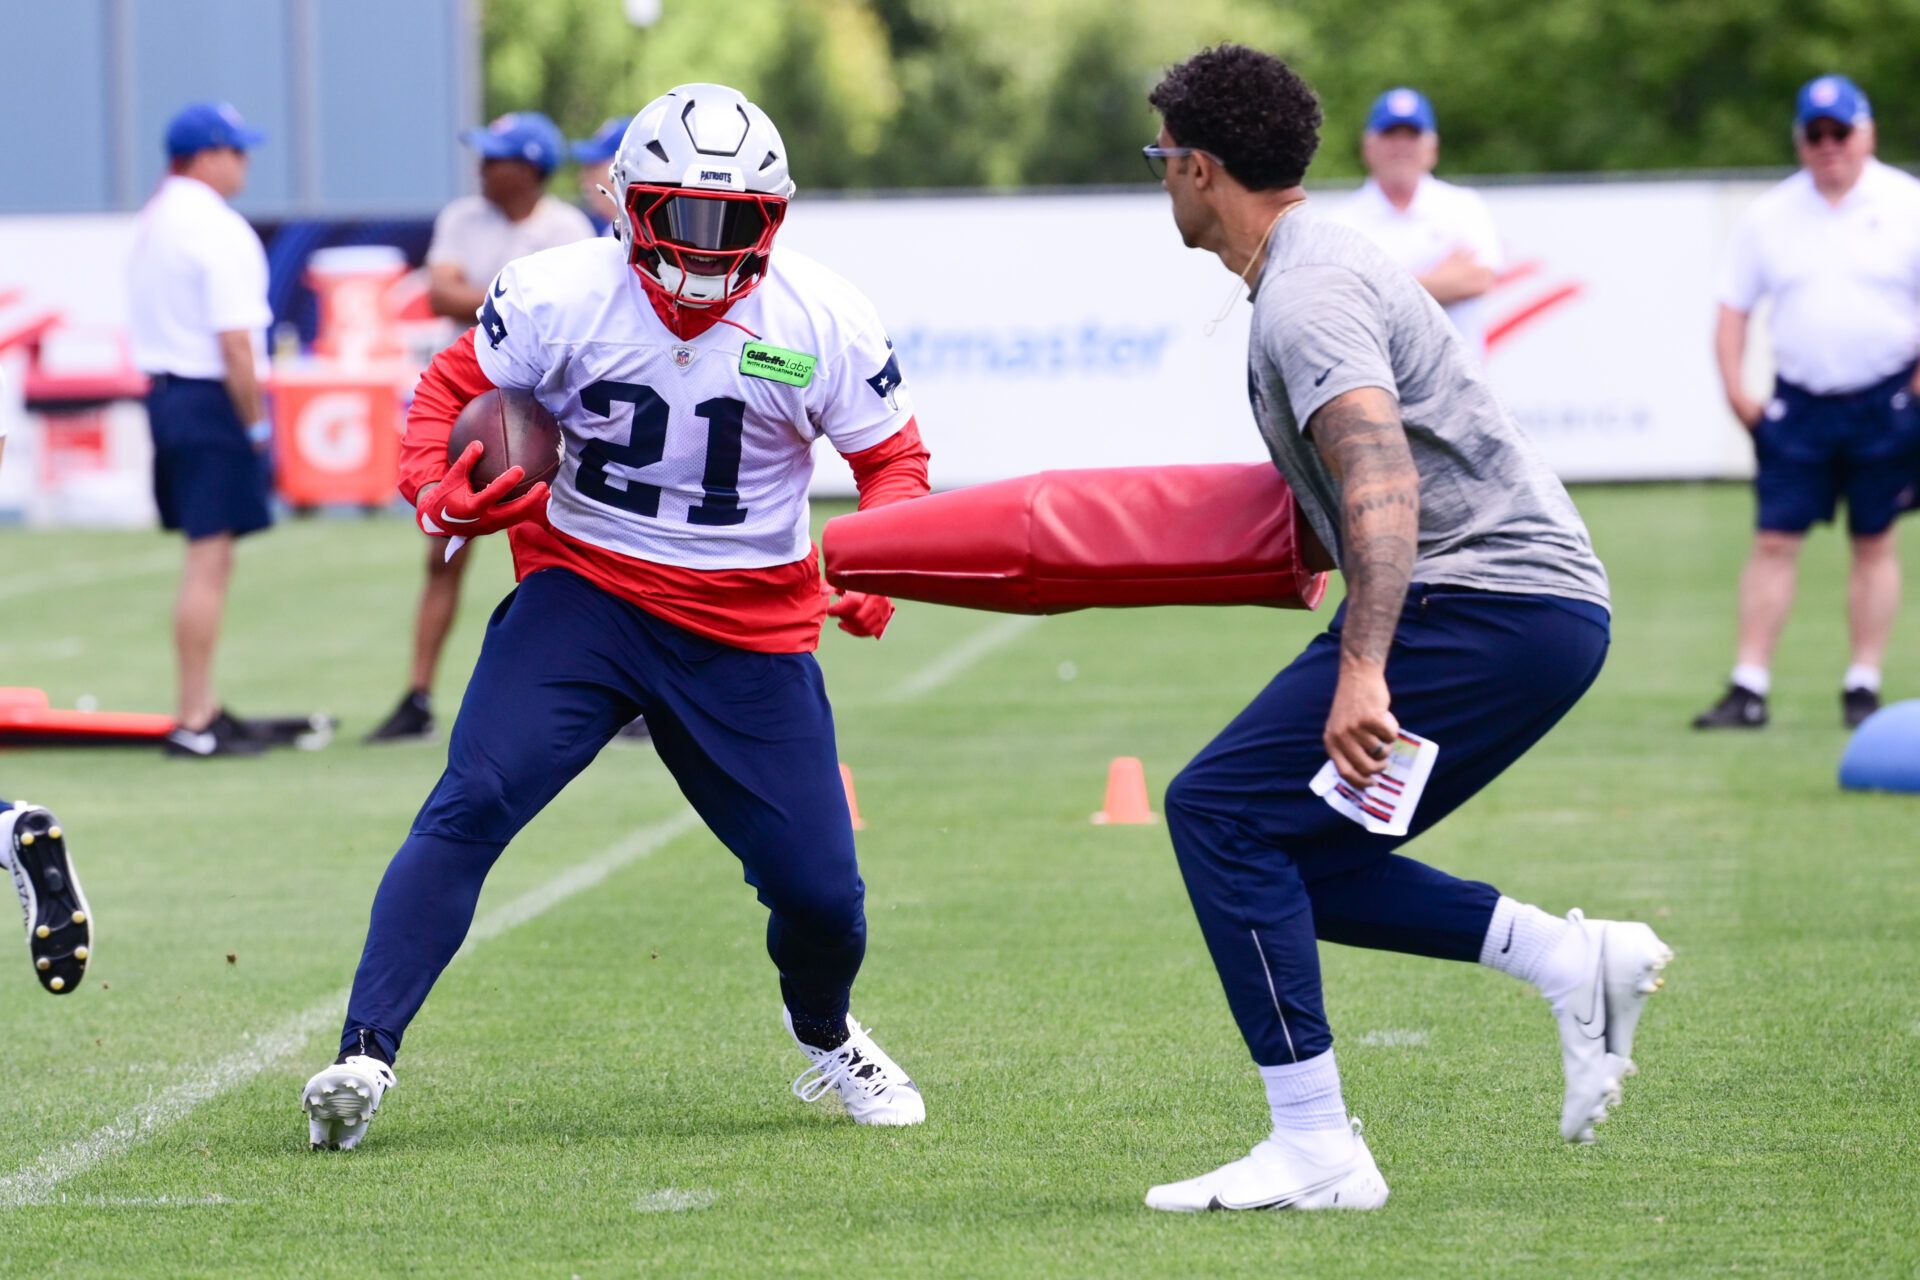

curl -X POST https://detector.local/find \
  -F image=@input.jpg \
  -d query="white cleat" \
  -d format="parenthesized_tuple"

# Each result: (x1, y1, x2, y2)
(301, 1055, 396, 1151)
(1145, 1119, 1389, 1212)
(785, 1010, 925, 1126)
(1554, 909, 1674, 1142)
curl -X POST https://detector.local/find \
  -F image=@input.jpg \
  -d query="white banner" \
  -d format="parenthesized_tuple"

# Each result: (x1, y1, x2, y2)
(783, 180, 1776, 491)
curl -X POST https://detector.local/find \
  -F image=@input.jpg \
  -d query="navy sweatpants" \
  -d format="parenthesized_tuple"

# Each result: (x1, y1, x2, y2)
(1165, 584, 1610, 1067)
(342, 568, 865, 1061)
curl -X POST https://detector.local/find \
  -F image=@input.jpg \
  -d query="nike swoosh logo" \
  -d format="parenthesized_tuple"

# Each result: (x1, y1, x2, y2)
(492, 279, 507, 297)
(441, 513, 480, 525)
(1499, 920, 1516, 954)
(1314, 361, 1343, 387)
(171, 730, 216, 755)
(1572, 935, 1607, 1038)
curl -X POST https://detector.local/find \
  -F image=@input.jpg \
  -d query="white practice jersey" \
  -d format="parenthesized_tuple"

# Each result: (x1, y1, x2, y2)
(471, 238, 913, 569)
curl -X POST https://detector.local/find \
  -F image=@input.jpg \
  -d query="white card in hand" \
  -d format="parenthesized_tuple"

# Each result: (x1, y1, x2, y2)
(1309, 729, 1440, 838)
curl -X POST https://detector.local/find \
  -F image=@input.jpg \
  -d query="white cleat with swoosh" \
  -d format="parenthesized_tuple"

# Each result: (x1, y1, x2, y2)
(1555, 909, 1673, 1142)
(1145, 1119, 1389, 1212)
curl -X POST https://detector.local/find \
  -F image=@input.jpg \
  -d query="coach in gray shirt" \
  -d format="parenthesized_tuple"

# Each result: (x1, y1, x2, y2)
(1135, 46, 1669, 1215)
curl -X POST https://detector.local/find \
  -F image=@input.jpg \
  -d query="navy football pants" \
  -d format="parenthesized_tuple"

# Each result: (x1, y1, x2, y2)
(1165, 585, 1610, 1066)
(342, 568, 865, 1061)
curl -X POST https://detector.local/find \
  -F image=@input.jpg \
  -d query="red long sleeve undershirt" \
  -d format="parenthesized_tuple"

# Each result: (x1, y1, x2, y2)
(400, 328, 930, 652)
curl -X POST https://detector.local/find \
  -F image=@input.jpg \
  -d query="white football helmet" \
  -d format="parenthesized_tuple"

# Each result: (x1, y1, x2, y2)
(607, 84, 796, 307)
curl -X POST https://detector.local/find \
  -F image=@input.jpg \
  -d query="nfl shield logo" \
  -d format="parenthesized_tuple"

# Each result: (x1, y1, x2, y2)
(671, 346, 696, 369)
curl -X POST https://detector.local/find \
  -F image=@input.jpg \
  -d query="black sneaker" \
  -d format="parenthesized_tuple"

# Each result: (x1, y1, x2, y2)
(1843, 687, 1881, 729)
(3, 804, 92, 994)
(164, 715, 267, 757)
(1691, 684, 1768, 729)
(364, 691, 435, 744)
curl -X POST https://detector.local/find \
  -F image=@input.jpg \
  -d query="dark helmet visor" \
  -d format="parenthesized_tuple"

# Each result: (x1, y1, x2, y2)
(645, 194, 775, 251)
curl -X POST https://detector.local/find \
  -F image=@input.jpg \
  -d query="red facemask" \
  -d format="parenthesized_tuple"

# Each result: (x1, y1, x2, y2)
(622, 183, 788, 308)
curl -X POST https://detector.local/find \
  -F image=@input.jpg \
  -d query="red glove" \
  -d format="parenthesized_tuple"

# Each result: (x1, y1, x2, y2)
(416, 441, 550, 537)
(826, 588, 895, 639)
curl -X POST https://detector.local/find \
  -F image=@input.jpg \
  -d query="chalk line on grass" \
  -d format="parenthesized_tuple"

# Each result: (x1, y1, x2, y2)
(888, 615, 1040, 704)
(0, 810, 701, 1210)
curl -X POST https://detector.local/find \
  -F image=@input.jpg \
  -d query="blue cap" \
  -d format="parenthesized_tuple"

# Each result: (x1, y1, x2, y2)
(1366, 87, 1437, 134)
(1796, 75, 1872, 128)
(460, 111, 566, 175)
(571, 115, 632, 164)
(164, 101, 266, 158)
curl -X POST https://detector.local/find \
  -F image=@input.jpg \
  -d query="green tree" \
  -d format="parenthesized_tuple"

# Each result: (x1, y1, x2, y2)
(480, 0, 1920, 190)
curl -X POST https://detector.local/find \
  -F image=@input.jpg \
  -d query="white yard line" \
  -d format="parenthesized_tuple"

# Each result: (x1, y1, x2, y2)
(0, 809, 702, 1210)
(887, 615, 1040, 704)
(0, 605, 1023, 1206)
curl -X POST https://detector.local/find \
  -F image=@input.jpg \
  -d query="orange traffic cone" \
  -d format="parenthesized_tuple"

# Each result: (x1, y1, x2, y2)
(1091, 756, 1157, 825)
(840, 761, 868, 831)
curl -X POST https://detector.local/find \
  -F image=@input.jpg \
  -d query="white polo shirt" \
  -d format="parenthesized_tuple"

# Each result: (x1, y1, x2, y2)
(1721, 159, 1920, 394)
(1332, 175, 1505, 354)
(128, 176, 271, 379)
(425, 194, 595, 290)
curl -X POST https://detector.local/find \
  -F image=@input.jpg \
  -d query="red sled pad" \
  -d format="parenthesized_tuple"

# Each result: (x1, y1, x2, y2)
(822, 464, 1329, 614)
(0, 688, 174, 747)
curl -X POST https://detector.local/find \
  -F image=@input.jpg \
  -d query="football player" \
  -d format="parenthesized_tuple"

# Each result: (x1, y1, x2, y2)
(303, 85, 928, 1149)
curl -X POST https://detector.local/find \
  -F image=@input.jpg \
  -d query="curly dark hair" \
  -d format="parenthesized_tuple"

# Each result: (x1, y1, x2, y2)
(1148, 45, 1322, 191)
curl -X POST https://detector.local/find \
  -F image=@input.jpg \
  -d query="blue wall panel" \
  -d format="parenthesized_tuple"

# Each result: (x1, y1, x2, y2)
(311, 0, 468, 212)
(0, 0, 469, 215)
(0, 2, 113, 212)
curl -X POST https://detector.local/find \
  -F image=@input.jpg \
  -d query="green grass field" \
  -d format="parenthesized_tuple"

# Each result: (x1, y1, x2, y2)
(1, 486, 1916, 1278)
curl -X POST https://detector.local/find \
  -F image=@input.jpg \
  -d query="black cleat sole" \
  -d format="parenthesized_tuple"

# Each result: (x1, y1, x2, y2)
(10, 809, 91, 994)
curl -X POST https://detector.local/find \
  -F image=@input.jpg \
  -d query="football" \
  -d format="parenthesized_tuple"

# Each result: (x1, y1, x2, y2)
(448, 388, 563, 501)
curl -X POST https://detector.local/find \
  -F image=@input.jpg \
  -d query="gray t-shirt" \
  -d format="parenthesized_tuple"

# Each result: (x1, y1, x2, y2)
(1248, 212, 1610, 611)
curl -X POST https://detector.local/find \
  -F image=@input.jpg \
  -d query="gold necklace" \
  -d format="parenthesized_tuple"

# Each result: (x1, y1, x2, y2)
(1204, 199, 1304, 337)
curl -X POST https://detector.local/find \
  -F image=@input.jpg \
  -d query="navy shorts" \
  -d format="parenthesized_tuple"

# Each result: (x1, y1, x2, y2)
(1163, 584, 1610, 1063)
(146, 374, 272, 541)
(1755, 365, 1920, 537)
(1172, 585, 1611, 883)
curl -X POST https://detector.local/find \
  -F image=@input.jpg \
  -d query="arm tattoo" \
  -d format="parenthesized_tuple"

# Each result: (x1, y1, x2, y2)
(1307, 387, 1420, 668)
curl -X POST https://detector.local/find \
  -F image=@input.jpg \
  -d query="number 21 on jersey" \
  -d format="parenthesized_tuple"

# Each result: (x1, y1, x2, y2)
(575, 379, 748, 527)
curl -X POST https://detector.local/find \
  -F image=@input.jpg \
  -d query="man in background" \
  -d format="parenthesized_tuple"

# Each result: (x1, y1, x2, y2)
(128, 101, 274, 759)
(1693, 75, 1920, 731)
(1332, 88, 1504, 359)
(366, 112, 596, 743)
(572, 115, 632, 232)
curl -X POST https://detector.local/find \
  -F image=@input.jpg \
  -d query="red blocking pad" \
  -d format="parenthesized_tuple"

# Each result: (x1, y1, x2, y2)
(0, 688, 174, 746)
(822, 464, 1328, 614)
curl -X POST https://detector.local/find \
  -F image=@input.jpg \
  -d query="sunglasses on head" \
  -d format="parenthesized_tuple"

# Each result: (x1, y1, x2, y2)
(1803, 120, 1855, 145)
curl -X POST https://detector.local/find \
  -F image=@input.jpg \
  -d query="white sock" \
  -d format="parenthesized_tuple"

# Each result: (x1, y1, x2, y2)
(1259, 1050, 1353, 1161)
(1480, 896, 1584, 1004)
(1731, 664, 1771, 697)
(1843, 664, 1881, 694)
(0, 805, 16, 870)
